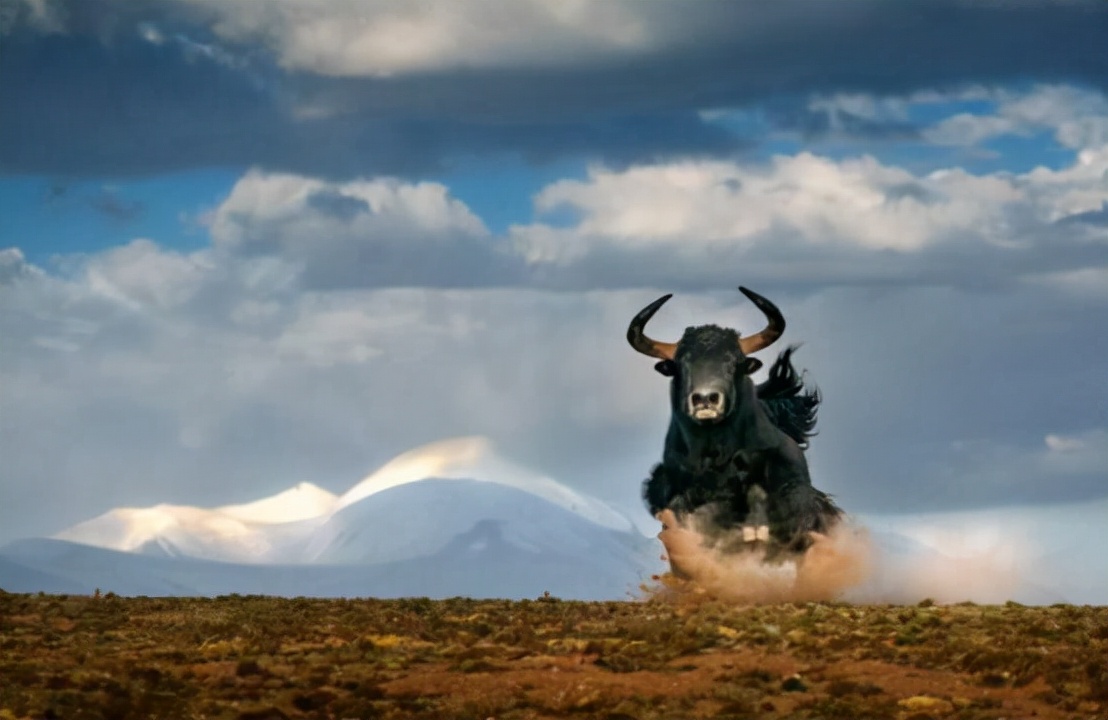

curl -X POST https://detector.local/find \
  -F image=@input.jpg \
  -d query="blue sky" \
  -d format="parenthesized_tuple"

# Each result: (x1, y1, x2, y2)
(1, 0, 1106, 545)
(1, 170, 236, 264)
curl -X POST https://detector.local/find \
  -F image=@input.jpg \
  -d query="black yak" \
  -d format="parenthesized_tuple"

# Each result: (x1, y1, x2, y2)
(629, 286, 841, 563)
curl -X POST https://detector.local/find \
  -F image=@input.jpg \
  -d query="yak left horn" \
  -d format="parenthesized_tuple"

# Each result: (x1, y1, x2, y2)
(627, 294, 678, 360)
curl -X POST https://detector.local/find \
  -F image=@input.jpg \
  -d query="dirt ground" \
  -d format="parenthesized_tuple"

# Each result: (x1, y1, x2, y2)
(1, 587, 1106, 719)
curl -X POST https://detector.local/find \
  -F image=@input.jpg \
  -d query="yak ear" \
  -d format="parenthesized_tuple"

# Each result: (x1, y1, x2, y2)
(741, 357, 763, 375)
(654, 360, 677, 377)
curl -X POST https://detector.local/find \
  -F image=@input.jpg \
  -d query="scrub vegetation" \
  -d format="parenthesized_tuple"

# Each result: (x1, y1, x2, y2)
(1, 588, 1106, 719)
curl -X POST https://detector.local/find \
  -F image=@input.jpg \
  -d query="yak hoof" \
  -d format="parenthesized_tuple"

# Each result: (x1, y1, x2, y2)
(742, 485, 770, 548)
(741, 524, 771, 544)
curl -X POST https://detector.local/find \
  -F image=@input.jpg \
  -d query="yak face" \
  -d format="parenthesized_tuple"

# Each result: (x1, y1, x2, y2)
(657, 325, 763, 425)
(628, 286, 785, 425)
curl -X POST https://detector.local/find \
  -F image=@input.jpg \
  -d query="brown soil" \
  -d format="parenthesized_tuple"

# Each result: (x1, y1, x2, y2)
(2, 588, 1106, 719)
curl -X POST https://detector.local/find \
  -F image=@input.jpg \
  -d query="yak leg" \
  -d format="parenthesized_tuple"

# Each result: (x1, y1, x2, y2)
(740, 484, 771, 546)
(642, 464, 668, 517)
(643, 463, 712, 518)
(769, 484, 841, 554)
(764, 444, 842, 555)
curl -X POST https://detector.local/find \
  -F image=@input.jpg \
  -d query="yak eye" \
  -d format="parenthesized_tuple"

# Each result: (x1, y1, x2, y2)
(654, 360, 677, 377)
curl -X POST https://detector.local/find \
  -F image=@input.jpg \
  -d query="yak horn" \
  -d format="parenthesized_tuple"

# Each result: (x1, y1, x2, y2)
(737, 286, 786, 354)
(627, 294, 677, 360)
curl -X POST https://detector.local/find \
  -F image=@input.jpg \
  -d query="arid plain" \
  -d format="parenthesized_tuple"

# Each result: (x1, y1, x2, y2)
(2, 588, 1106, 720)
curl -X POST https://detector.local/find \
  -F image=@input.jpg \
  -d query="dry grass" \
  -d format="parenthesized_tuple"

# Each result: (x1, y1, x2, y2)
(1, 588, 1106, 719)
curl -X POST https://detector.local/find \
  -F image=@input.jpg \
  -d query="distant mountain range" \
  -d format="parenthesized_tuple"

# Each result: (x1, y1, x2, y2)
(1, 437, 1105, 604)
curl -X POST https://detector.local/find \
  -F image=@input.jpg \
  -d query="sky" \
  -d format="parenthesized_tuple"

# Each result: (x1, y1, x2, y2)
(1, 0, 1107, 546)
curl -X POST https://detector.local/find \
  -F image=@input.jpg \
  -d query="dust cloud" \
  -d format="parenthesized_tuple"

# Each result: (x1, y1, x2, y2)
(649, 508, 1035, 605)
(651, 508, 872, 604)
(840, 525, 1032, 605)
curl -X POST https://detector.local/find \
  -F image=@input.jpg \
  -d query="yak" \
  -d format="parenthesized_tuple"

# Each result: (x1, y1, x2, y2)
(629, 286, 841, 562)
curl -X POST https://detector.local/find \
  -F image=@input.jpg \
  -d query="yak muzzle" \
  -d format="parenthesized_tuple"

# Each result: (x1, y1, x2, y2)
(687, 385, 728, 422)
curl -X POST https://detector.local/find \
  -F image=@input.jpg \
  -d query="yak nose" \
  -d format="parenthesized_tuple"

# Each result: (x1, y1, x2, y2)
(688, 385, 727, 420)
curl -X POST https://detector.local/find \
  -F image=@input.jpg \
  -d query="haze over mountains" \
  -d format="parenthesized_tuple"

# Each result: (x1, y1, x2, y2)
(1, 436, 1105, 605)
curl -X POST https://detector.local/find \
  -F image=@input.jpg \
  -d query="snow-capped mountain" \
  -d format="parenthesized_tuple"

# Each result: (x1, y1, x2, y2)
(54, 482, 339, 563)
(48, 437, 635, 565)
(0, 437, 660, 599)
(0, 481, 657, 601)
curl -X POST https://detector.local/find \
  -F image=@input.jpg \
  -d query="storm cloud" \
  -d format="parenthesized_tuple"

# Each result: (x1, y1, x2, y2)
(3, 0, 1107, 178)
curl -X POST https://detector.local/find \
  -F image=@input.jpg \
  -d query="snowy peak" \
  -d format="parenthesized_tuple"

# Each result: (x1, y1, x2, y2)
(339, 437, 632, 531)
(218, 482, 338, 523)
(338, 437, 499, 508)
(51, 482, 338, 562)
(55, 504, 252, 554)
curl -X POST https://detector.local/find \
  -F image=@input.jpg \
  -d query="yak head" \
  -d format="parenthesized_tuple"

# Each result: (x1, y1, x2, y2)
(627, 287, 785, 426)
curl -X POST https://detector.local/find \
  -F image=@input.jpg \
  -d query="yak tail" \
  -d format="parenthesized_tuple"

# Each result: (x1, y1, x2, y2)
(757, 345, 820, 449)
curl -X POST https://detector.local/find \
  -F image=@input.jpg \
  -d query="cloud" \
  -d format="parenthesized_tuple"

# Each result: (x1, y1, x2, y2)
(0, 247, 41, 283)
(800, 106, 919, 143)
(0, 0, 65, 34)
(932, 429, 1108, 504)
(17, 0, 1104, 87)
(1056, 202, 1108, 228)
(0, 13, 737, 178)
(519, 155, 999, 252)
(208, 170, 522, 289)
(777, 286, 1108, 515)
(923, 84, 1108, 150)
(509, 147, 1108, 290)
(164, 148, 1108, 295)
(1045, 431, 1094, 453)
(806, 93, 913, 125)
(186, 0, 668, 77)
(3, 1, 1107, 178)
(2, 218, 1106, 545)
(84, 239, 211, 310)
